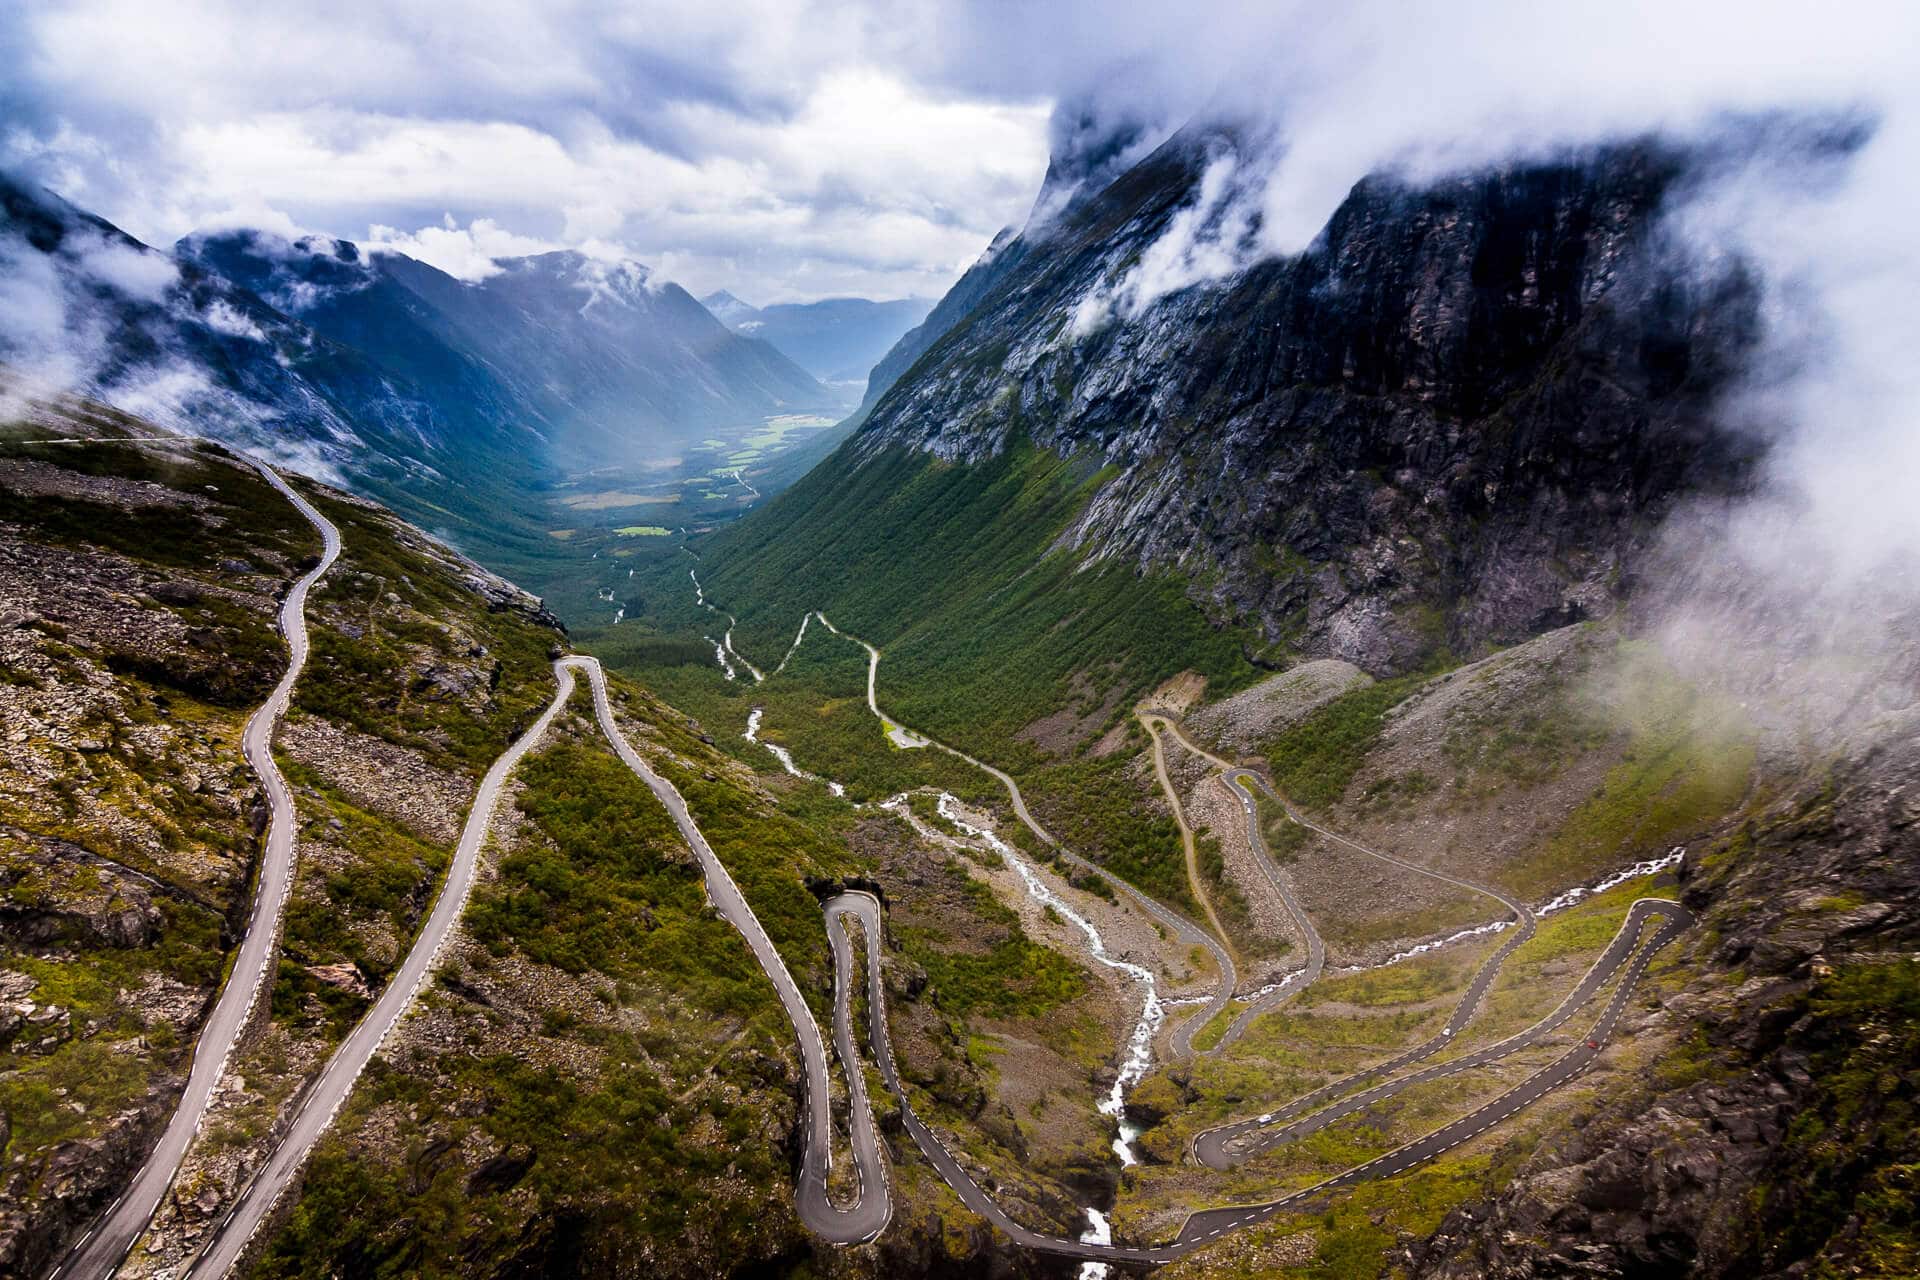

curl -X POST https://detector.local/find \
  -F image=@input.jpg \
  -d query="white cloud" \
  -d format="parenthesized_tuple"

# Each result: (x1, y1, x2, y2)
(71, 237, 179, 301)
(4, 4, 1052, 303)
(199, 298, 267, 342)
(1086, 147, 1257, 325)
(366, 214, 558, 281)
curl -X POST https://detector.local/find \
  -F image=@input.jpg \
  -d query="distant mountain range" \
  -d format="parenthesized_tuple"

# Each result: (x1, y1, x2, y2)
(699, 290, 932, 395)
(185, 234, 831, 463)
(0, 171, 835, 556)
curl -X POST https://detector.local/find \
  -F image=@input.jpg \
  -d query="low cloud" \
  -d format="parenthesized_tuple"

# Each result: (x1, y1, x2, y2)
(366, 215, 558, 282)
(1, 6, 1052, 303)
(1071, 144, 1262, 334)
(0, 187, 358, 481)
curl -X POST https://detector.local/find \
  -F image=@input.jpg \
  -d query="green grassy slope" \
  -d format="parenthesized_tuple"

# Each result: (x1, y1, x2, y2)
(593, 437, 1265, 909)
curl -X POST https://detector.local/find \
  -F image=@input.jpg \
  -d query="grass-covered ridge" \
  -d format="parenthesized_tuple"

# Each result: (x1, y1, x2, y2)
(1264, 666, 1444, 810)
(291, 485, 563, 771)
(251, 686, 854, 1278)
(705, 440, 1260, 748)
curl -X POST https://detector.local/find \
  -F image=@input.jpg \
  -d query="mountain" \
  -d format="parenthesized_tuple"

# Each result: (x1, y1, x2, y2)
(182, 233, 834, 464)
(0, 388, 1146, 1280)
(0, 392, 562, 1275)
(674, 128, 1761, 719)
(849, 129, 1759, 672)
(847, 106, 1162, 420)
(852, 228, 1026, 419)
(700, 290, 934, 393)
(699, 288, 759, 327)
(7, 114, 1915, 1280)
(604, 120, 1916, 1280)
(0, 172, 507, 491)
(0, 171, 835, 576)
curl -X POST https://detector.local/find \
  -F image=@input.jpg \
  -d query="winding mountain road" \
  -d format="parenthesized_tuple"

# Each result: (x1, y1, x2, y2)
(93, 553, 1689, 1276)
(186, 652, 895, 1276)
(823, 887, 1689, 1263)
(759, 618, 1690, 1261)
(1194, 898, 1680, 1170)
(55, 463, 340, 1280)
(566, 657, 889, 1245)
(1173, 898, 1690, 1247)
(185, 661, 583, 1277)
(1206, 768, 1326, 1052)
(810, 614, 1238, 1050)
(1137, 717, 1551, 1163)
(1140, 712, 1241, 977)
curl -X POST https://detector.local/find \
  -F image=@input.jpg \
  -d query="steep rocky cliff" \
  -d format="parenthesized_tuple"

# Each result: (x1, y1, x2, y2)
(855, 129, 1762, 673)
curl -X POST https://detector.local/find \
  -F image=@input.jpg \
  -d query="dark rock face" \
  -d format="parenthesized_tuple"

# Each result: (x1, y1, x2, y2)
(1408, 722, 1920, 1279)
(857, 226, 1031, 418)
(858, 132, 1762, 673)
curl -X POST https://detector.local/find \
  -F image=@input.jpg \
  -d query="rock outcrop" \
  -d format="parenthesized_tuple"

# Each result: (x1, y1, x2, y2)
(857, 129, 1768, 673)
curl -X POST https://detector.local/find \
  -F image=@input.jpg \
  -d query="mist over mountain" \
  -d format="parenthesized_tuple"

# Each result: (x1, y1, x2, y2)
(847, 126, 1762, 671)
(1, 169, 836, 555)
(182, 230, 834, 462)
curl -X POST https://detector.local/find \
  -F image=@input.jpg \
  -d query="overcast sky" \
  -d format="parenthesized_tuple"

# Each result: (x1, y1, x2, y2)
(0, 3, 1073, 302)
(3, 1, 1911, 308)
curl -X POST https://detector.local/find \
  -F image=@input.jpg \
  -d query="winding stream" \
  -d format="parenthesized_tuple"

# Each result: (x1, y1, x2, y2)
(932, 794, 1163, 1166)
(744, 706, 846, 797)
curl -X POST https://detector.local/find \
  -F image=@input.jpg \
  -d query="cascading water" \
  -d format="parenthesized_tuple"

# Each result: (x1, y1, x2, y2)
(1334, 846, 1689, 974)
(1077, 1208, 1113, 1280)
(1538, 847, 1685, 915)
(744, 707, 845, 797)
(933, 793, 1162, 1166)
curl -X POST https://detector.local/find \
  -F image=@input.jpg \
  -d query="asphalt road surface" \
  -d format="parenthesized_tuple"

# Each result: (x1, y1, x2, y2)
(566, 656, 890, 1245)
(1188, 762, 1541, 1166)
(1193, 897, 1679, 1169)
(186, 659, 582, 1277)
(790, 616, 1688, 1263)
(55, 462, 340, 1280)
(1207, 768, 1326, 1053)
(810, 614, 1238, 1052)
(827, 886, 1689, 1263)
(116, 567, 1690, 1275)
(1175, 899, 1691, 1247)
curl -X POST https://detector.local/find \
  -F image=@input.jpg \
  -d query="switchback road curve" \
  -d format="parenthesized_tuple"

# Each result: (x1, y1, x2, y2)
(187, 660, 582, 1277)
(188, 653, 893, 1277)
(825, 889, 1691, 1264)
(179, 580, 1690, 1274)
(55, 461, 340, 1280)
(1192, 897, 1676, 1170)
(1136, 716, 1551, 1159)
(566, 656, 889, 1245)
(809, 613, 1239, 1056)
(755, 612, 1691, 1263)
(1174, 899, 1691, 1248)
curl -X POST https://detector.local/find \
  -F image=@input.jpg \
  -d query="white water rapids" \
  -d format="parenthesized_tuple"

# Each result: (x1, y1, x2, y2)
(1538, 847, 1686, 915)
(1077, 1208, 1113, 1280)
(743, 707, 845, 797)
(932, 793, 1162, 1166)
(1334, 845, 1690, 974)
